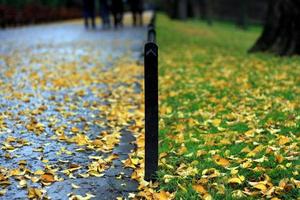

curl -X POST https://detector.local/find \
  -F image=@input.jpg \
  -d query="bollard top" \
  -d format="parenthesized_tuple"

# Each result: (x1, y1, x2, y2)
(145, 42, 158, 56)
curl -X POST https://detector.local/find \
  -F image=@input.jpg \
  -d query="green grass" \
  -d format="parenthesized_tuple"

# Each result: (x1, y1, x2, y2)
(157, 14, 300, 199)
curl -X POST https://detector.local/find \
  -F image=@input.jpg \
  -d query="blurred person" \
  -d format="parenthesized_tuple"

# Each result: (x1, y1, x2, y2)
(128, 0, 144, 26)
(99, 0, 111, 29)
(111, 0, 124, 28)
(83, 0, 96, 29)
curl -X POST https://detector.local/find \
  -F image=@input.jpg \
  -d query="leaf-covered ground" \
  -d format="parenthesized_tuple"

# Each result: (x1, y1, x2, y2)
(156, 15, 300, 200)
(1, 13, 299, 200)
(0, 14, 152, 200)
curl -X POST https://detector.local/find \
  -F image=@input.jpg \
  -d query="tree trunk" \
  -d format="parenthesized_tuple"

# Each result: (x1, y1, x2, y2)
(177, 0, 188, 20)
(249, 0, 300, 56)
(191, 0, 201, 18)
(200, 0, 212, 25)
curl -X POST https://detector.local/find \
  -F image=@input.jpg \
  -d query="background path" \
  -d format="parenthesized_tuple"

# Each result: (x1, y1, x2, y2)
(0, 14, 149, 199)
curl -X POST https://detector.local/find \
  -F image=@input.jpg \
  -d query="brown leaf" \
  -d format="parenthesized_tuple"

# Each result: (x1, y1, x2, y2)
(40, 173, 55, 183)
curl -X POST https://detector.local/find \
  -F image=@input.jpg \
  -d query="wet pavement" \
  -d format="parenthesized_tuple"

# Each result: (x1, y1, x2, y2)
(0, 15, 148, 199)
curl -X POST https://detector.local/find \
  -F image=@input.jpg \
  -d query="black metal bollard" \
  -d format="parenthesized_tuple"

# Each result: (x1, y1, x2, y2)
(148, 26, 156, 43)
(144, 40, 158, 181)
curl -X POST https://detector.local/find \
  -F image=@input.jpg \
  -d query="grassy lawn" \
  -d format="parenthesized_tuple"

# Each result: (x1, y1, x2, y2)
(156, 14, 300, 200)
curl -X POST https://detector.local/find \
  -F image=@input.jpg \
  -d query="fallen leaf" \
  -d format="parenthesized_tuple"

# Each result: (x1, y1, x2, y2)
(19, 179, 27, 188)
(27, 187, 43, 199)
(278, 136, 290, 145)
(41, 173, 55, 183)
(192, 184, 207, 194)
(228, 177, 243, 185)
(34, 170, 45, 175)
(249, 182, 267, 192)
(232, 190, 246, 198)
(213, 155, 230, 167)
(275, 153, 284, 163)
(203, 193, 212, 200)
(211, 119, 221, 127)
(69, 193, 95, 200)
(0, 189, 7, 196)
(71, 183, 81, 189)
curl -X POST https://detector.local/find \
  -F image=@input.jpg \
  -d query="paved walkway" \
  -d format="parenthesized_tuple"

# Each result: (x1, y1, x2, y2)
(0, 14, 148, 200)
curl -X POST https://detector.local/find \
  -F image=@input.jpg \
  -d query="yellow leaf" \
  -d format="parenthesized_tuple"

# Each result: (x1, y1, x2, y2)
(0, 189, 7, 196)
(245, 129, 255, 137)
(278, 179, 287, 189)
(192, 184, 207, 194)
(161, 106, 172, 115)
(154, 191, 171, 200)
(19, 179, 27, 188)
(175, 124, 185, 132)
(232, 190, 246, 198)
(230, 168, 239, 175)
(202, 168, 220, 179)
(228, 177, 243, 185)
(88, 156, 102, 160)
(178, 183, 188, 192)
(131, 158, 139, 165)
(249, 182, 267, 192)
(275, 153, 284, 163)
(176, 164, 198, 177)
(177, 145, 187, 155)
(31, 177, 40, 183)
(254, 183, 267, 191)
(241, 160, 252, 168)
(212, 119, 221, 127)
(241, 146, 251, 153)
(159, 152, 168, 159)
(213, 155, 230, 167)
(247, 145, 264, 157)
(239, 175, 245, 182)
(203, 193, 212, 200)
(253, 156, 267, 163)
(34, 170, 45, 175)
(78, 173, 89, 178)
(220, 138, 231, 145)
(163, 175, 175, 183)
(128, 193, 135, 198)
(71, 127, 80, 133)
(69, 193, 96, 200)
(196, 150, 207, 157)
(291, 178, 300, 188)
(91, 139, 103, 147)
(27, 187, 43, 199)
(10, 168, 24, 176)
(278, 136, 290, 145)
(71, 183, 81, 189)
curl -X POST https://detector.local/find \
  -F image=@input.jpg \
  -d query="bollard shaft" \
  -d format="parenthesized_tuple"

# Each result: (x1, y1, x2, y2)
(144, 42, 158, 181)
